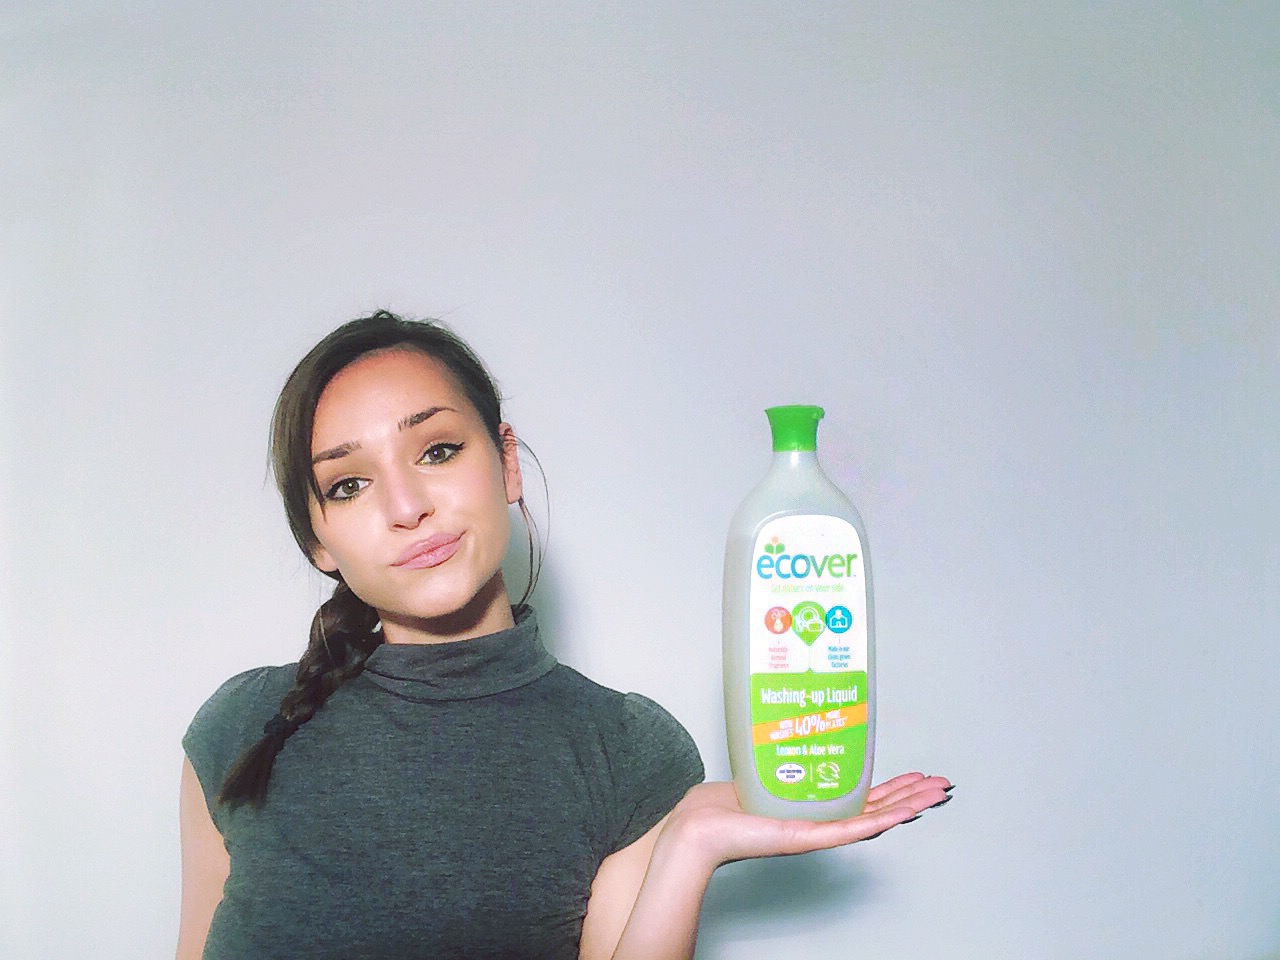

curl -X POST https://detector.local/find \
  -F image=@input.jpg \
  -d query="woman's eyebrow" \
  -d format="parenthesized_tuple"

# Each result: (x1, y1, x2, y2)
(400, 406, 455, 430)
(312, 441, 357, 465)
(311, 406, 457, 465)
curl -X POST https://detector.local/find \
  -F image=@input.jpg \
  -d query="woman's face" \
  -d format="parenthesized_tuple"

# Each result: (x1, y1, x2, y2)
(307, 348, 522, 643)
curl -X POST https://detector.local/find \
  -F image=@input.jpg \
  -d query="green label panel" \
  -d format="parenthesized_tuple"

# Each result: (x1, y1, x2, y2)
(749, 672, 868, 801)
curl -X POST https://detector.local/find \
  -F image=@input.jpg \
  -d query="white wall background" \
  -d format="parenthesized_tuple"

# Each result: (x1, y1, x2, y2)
(3, 3, 1277, 958)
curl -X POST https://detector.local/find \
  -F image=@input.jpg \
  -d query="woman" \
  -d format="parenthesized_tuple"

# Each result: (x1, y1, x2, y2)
(178, 311, 951, 959)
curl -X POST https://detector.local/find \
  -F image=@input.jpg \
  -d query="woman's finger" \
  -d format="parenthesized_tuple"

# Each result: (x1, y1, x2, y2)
(865, 772, 927, 804)
(864, 775, 951, 813)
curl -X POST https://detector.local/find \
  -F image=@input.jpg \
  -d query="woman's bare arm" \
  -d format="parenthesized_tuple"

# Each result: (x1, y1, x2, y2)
(176, 758, 229, 960)
(580, 773, 952, 960)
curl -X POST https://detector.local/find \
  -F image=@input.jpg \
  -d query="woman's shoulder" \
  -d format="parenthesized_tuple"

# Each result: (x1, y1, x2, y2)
(182, 663, 297, 802)
(190, 663, 297, 727)
(540, 666, 704, 779)
(539, 666, 705, 854)
(535, 664, 647, 716)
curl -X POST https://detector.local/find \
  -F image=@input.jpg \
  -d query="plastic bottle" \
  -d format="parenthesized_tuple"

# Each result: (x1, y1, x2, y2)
(723, 405, 876, 821)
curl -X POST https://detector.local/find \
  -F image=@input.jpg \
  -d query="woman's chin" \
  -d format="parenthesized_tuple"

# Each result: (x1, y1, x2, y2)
(379, 574, 512, 642)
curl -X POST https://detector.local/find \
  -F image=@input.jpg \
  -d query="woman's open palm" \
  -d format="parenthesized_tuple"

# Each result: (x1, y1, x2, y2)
(668, 772, 952, 867)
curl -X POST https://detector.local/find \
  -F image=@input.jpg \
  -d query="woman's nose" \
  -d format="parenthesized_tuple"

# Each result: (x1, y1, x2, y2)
(381, 469, 434, 528)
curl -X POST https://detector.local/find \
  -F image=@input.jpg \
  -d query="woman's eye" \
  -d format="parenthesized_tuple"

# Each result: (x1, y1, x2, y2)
(325, 477, 369, 501)
(420, 442, 463, 465)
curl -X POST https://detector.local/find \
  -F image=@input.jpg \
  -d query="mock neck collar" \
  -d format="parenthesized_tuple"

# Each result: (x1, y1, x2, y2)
(360, 607, 555, 702)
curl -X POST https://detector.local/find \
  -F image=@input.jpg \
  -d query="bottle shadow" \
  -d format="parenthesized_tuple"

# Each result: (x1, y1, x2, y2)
(697, 850, 877, 945)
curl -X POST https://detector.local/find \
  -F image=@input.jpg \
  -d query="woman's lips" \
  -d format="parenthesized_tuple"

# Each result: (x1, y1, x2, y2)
(393, 534, 461, 569)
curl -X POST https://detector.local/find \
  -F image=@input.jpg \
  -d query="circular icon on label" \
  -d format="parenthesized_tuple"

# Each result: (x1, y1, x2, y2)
(825, 605, 852, 633)
(816, 761, 841, 785)
(775, 763, 806, 784)
(791, 601, 826, 645)
(764, 606, 792, 634)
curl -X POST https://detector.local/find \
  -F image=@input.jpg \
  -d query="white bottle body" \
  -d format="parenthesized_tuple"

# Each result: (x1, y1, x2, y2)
(723, 451, 876, 821)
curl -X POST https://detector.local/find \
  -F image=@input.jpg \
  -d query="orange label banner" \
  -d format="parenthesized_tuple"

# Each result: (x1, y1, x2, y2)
(751, 703, 868, 746)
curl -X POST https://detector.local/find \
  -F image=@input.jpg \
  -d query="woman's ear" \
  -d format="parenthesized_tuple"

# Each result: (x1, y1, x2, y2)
(498, 423, 523, 505)
(311, 543, 339, 574)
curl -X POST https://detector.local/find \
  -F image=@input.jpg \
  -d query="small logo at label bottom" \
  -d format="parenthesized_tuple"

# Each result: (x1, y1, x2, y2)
(775, 763, 806, 784)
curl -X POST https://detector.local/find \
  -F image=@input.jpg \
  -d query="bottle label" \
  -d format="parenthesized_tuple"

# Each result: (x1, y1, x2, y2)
(748, 515, 868, 801)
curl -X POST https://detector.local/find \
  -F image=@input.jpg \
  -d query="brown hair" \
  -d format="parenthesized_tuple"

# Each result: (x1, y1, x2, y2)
(218, 310, 541, 806)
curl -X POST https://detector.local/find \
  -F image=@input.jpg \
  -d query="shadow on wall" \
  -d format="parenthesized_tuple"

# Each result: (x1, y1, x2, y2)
(501, 495, 573, 661)
(528, 565, 571, 663)
(501, 457, 583, 661)
(697, 850, 878, 947)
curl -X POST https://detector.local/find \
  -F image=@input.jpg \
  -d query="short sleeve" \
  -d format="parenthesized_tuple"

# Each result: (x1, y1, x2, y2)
(602, 693, 705, 855)
(182, 665, 294, 828)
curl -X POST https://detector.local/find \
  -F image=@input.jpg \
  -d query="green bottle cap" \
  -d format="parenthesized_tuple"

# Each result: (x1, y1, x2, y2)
(765, 405, 825, 452)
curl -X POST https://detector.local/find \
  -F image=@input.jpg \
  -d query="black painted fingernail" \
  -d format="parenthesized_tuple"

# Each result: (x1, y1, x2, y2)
(944, 784, 956, 794)
(929, 795, 953, 809)
(903, 814, 922, 824)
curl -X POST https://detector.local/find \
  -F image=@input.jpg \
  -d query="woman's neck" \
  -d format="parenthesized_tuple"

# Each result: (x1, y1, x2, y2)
(378, 573, 515, 644)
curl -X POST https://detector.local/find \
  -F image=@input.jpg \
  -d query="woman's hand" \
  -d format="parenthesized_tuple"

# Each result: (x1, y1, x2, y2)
(660, 772, 952, 872)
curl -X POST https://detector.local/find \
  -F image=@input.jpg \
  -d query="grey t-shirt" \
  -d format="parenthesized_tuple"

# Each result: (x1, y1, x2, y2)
(183, 611, 704, 960)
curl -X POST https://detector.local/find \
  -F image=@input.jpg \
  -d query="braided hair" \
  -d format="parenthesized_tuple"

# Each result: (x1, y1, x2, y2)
(218, 310, 540, 806)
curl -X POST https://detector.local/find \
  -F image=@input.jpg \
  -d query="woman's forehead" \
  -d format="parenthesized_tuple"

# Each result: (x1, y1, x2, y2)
(311, 349, 472, 447)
